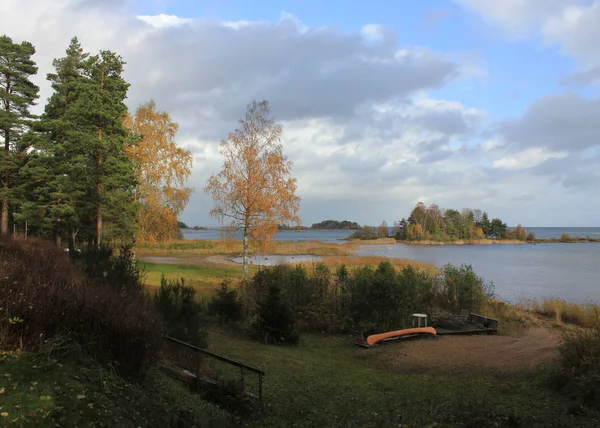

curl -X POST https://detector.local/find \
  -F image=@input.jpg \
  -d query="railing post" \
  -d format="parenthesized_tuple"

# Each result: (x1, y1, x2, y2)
(195, 349, 200, 391)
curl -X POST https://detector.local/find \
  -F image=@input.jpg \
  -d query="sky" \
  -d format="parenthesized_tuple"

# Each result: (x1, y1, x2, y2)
(1, 0, 599, 227)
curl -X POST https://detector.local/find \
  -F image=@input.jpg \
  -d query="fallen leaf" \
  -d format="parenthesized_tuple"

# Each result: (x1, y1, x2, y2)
(77, 395, 85, 400)
(1, 412, 8, 417)
(87, 403, 94, 409)
(0, 388, 4, 394)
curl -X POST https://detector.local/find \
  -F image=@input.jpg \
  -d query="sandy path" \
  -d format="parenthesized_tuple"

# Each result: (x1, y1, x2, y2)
(369, 327, 561, 375)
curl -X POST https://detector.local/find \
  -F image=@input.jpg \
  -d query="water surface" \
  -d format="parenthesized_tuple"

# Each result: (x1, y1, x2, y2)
(182, 227, 600, 303)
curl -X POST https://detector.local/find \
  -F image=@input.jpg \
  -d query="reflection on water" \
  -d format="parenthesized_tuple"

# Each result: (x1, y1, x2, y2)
(229, 254, 322, 266)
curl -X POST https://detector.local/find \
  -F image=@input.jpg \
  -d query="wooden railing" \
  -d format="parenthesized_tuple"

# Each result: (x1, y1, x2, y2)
(163, 335, 265, 403)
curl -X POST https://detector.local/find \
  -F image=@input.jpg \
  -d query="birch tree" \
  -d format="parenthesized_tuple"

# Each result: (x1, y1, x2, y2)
(205, 100, 300, 278)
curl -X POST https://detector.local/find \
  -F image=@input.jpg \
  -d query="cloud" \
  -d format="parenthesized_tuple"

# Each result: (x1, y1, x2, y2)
(560, 66, 600, 86)
(361, 24, 384, 42)
(493, 147, 568, 169)
(454, 0, 582, 39)
(499, 92, 600, 152)
(137, 14, 192, 28)
(455, 0, 600, 69)
(3, 0, 599, 226)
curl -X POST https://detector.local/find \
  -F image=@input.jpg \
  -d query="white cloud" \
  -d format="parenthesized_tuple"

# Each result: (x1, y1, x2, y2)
(493, 147, 568, 169)
(361, 24, 384, 42)
(137, 14, 192, 28)
(455, 0, 600, 68)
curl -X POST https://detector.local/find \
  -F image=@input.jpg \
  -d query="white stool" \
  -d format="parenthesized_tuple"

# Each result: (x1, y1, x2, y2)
(412, 313, 428, 328)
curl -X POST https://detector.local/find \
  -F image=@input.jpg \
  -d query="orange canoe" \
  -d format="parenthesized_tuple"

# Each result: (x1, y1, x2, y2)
(367, 327, 437, 346)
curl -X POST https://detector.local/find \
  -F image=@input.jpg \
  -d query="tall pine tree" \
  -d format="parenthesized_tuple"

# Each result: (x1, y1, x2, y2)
(21, 38, 89, 247)
(79, 49, 137, 246)
(27, 38, 136, 248)
(0, 35, 39, 235)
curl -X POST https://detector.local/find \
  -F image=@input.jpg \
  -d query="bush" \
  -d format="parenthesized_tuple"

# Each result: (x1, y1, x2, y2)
(0, 237, 162, 379)
(154, 276, 207, 348)
(209, 279, 243, 322)
(252, 283, 299, 345)
(552, 327, 600, 408)
(439, 264, 494, 313)
(243, 261, 494, 335)
(75, 243, 143, 294)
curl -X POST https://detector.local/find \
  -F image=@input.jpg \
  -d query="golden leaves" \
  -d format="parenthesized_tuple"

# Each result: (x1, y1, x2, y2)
(125, 100, 194, 244)
(204, 100, 301, 274)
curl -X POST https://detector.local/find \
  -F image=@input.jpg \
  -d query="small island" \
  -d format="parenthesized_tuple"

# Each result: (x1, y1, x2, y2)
(310, 220, 361, 230)
(349, 202, 530, 244)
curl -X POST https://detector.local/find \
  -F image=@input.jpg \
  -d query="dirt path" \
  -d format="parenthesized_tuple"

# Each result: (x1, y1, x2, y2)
(370, 327, 561, 375)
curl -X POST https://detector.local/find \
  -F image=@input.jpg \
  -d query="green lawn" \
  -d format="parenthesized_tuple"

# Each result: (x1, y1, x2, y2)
(139, 261, 251, 294)
(202, 328, 598, 427)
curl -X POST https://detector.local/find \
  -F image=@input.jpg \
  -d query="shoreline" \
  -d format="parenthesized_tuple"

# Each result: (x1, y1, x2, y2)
(352, 238, 600, 245)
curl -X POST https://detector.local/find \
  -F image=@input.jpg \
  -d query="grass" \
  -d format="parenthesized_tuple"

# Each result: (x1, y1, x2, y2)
(198, 326, 598, 427)
(138, 239, 359, 257)
(140, 255, 438, 296)
(0, 347, 233, 427)
(519, 298, 600, 328)
(298, 255, 437, 273)
(139, 261, 251, 293)
(4, 321, 599, 427)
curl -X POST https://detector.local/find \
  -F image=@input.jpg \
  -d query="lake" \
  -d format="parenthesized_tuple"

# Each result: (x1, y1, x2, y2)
(181, 227, 600, 304)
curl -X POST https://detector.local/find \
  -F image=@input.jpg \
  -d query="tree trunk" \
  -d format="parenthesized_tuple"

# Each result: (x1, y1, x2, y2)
(1, 194, 7, 236)
(68, 225, 75, 257)
(96, 121, 103, 248)
(96, 170, 102, 248)
(243, 229, 249, 279)
(1, 128, 9, 236)
(1, 78, 10, 236)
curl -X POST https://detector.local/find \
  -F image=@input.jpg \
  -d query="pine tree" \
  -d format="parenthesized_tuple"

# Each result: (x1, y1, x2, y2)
(24, 39, 136, 248)
(19, 38, 88, 247)
(76, 49, 137, 247)
(253, 283, 299, 345)
(0, 35, 39, 235)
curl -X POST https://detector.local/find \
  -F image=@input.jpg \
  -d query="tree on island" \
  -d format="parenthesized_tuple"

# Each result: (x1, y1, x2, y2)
(399, 202, 523, 241)
(204, 100, 301, 278)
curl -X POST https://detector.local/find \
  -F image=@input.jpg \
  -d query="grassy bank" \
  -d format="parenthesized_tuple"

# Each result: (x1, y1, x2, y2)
(139, 239, 359, 257)
(0, 349, 233, 427)
(299, 255, 436, 273)
(519, 298, 600, 328)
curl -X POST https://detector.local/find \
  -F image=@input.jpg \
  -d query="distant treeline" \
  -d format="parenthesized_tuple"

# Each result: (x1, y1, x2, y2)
(311, 220, 361, 230)
(177, 221, 207, 230)
(350, 203, 533, 242)
(394, 202, 532, 241)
